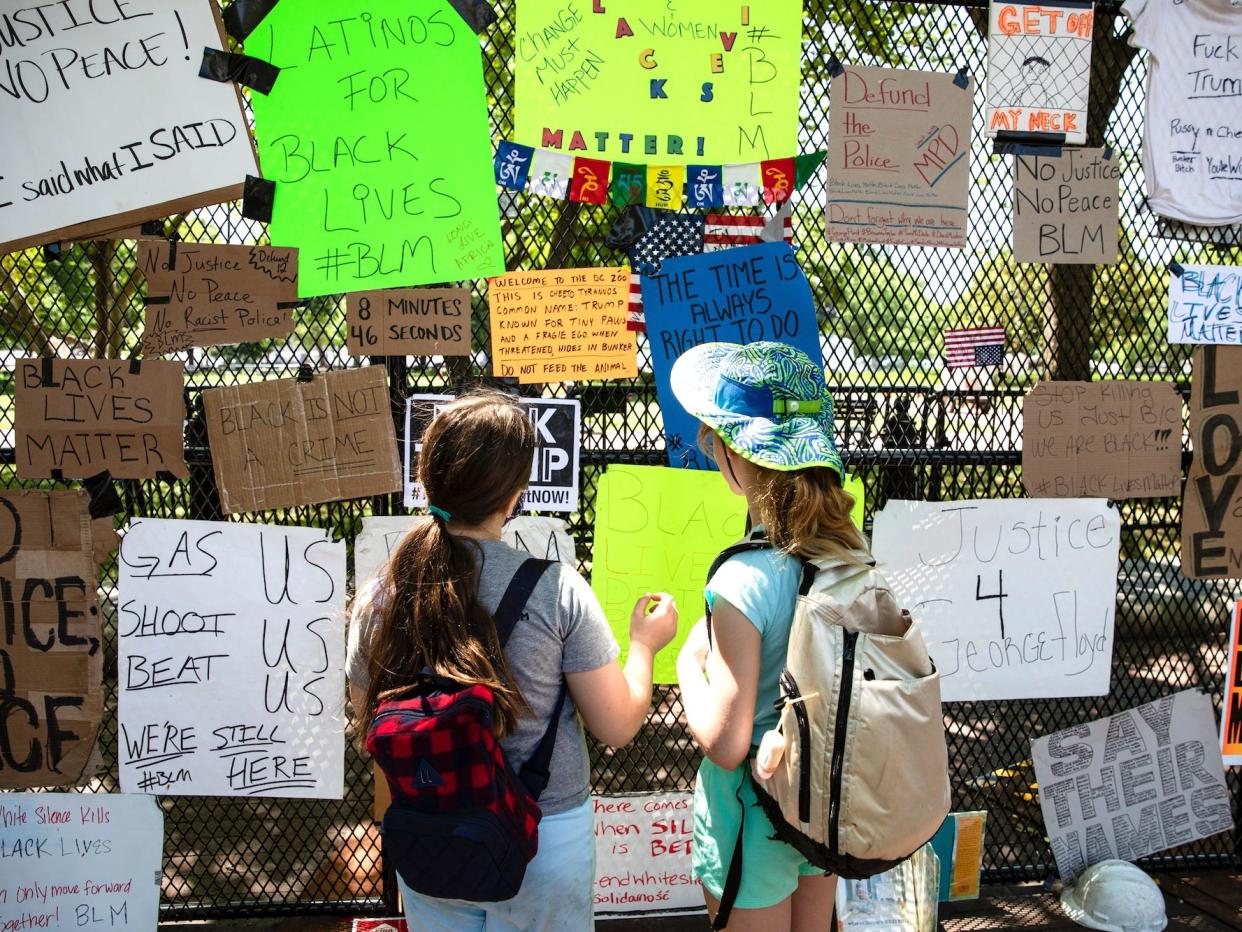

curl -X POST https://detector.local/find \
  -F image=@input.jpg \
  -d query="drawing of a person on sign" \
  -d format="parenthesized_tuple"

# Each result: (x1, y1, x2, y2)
(999, 55, 1052, 108)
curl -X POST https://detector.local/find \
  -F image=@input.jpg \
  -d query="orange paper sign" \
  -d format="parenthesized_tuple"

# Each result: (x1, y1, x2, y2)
(1223, 600, 1242, 766)
(488, 268, 636, 384)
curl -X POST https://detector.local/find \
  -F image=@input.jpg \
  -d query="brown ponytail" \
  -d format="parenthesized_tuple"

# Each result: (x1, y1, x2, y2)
(357, 391, 536, 738)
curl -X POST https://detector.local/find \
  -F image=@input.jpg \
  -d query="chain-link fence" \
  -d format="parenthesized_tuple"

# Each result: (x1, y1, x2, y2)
(2, 0, 1239, 919)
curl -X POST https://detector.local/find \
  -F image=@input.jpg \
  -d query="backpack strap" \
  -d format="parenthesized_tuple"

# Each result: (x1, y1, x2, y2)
(490, 558, 563, 800)
(711, 776, 750, 930)
(704, 528, 771, 649)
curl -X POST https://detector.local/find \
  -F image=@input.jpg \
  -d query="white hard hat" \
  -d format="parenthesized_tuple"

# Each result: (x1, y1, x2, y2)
(1060, 860, 1168, 932)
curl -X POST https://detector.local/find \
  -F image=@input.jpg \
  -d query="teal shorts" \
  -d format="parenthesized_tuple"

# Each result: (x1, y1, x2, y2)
(693, 757, 823, 910)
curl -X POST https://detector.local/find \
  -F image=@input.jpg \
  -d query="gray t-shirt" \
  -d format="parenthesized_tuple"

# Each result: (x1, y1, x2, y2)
(347, 537, 619, 814)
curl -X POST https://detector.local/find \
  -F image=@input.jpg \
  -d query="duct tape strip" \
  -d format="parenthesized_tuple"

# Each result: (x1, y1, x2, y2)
(276, 299, 310, 309)
(826, 55, 844, 78)
(140, 220, 165, 237)
(222, 0, 280, 41)
(993, 131, 1064, 158)
(1103, 143, 1115, 160)
(128, 358, 142, 375)
(199, 47, 280, 95)
(448, 0, 499, 34)
(296, 364, 315, 382)
(242, 176, 276, 223)
(1169, 261, 1185, 277)
(144, 295, 171, 306)
(43, 242, 64, 262)
(953, 66, 970, 89)
(83, 471, 124, 519)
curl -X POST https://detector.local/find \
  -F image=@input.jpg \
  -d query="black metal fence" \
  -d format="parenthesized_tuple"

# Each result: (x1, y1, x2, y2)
(2, 0, 1239, 919)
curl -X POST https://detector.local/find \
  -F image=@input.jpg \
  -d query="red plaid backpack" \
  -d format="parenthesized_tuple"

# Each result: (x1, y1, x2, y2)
(366, 559, 561, 902)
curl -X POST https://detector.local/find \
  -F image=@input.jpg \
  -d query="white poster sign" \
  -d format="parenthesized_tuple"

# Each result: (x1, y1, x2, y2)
(118, 519, 345, 798)
(354, 515, 575, 588)
(593, 793, 702, 916)
(403, 395, 581, 513)
(0, 0, 257, 252)
(0, 793, 163, 931)
(1032, 690, 1234, 881)
(1167, 264, 1242, 346)
(985, 0, 1093, 146)
(872, 499, 1120, 702)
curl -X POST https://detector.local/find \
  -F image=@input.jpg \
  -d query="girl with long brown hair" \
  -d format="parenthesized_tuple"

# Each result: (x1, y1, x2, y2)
(347, 390, 677, 931)
(671, 342, 868, 931)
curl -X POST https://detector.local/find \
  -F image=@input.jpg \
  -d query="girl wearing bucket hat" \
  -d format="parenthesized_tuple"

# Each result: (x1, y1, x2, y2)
(673, 341, 869, 930)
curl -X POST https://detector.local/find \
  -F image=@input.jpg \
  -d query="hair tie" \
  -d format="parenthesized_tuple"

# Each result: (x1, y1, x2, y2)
(428, 505, 452, 522)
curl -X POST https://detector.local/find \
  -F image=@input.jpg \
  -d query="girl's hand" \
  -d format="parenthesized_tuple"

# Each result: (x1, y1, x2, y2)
(630, 593, 678, 653)
(677, 618, 710, 676)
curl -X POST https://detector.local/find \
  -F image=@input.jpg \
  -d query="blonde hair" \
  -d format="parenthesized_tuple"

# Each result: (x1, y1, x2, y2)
(699, 423, 868, 563)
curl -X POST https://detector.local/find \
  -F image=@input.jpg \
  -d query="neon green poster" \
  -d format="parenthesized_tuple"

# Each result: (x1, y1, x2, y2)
(592, 465, 748, 683)
(247, 2, 504, 297)
(515, 1, 802, 164)
(593, 466, 865, 683)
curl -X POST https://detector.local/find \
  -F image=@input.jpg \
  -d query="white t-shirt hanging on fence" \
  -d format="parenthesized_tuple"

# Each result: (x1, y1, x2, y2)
(1123, 0, 1242, 226)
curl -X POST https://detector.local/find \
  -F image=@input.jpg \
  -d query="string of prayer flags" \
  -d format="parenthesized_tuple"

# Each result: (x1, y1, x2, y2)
(944, 327, 1006, 369)
(494, 141, 825, 209)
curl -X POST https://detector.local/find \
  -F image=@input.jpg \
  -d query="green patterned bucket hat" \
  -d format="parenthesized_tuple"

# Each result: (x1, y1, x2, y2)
(670, 341, 843, 475)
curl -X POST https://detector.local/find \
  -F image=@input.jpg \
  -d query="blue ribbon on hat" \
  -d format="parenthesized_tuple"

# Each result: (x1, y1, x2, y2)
(715, 377, 822, 419)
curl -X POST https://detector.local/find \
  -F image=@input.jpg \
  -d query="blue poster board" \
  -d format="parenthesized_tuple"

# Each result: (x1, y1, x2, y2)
(644, 242, 822, 469)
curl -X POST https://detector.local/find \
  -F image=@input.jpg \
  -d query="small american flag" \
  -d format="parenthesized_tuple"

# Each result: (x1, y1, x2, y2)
(944, 326, 1005, 368)
(703, 212, 793, 253)
(626, 272, 645, 332)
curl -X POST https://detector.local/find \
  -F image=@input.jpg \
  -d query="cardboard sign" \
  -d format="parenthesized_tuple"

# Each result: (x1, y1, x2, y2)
(138, 242, 299, 356)
(403, 394, 581, 512)
(1223, 600, 1242, 766)
(872, 499, 1120, 702)
(592, 465, 747, 683)
(1013, 148, 1120, 264)
(489, 268, 635, 383)
(118, 518, 345, 797)
(1167, 264, 1242, 345)
(986, 1, 1093, 146)
(1182, 346, 1242, 579)
(514, 0, 801, 164)
(0, 793, 162, 930)
(825, 66, 973, 248)
(202, 366, 401, 515)
(1021, 381, 1182, 499)
(0, 0, 256, 253)
(246, 0, 504, 297)
(1032, 690, 1233, 881)
(0, 491, 103, 789)
(346, 288, 472, 357)
(594, 793, 701, 916)
(643, 242, 821, 469)
(929, 812, 987, 901)
(14, 358, 186, 480)
(354, 515, 576, 588)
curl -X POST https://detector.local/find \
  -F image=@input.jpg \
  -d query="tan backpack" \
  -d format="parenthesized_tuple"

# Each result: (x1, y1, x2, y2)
(705, 531, 951, 929)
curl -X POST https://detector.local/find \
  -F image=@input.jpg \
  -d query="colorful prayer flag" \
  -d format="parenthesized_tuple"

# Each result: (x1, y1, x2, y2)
(646, 165, 686, 211)
(494, 140, 534, 190)
(569, 157, 610, 204)
(528, 149, 573, 198)
(761, 157, 796, 204)
(611, 162, 646, 206)
(687, 165, 724, 208)
(723, 162, 762, 206)
(944, 327, 1006, 368)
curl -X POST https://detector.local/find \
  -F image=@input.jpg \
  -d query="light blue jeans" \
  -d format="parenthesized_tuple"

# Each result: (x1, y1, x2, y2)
(399, 797, 595, 931)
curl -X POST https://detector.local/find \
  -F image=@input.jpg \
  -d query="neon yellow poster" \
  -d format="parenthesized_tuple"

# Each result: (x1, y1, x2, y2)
(592, 465, 748, 683)
(247, 1, 504, 297)
(515, 1, 802, 165)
